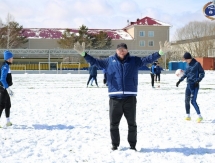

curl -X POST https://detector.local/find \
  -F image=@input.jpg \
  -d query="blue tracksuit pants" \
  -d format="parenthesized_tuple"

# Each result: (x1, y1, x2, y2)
(185, 83, 201, 114)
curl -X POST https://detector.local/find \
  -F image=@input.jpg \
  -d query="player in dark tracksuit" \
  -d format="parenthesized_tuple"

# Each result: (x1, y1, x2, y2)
(0, 50, 14, 127)
(150, 62, 156, 88)
(155, 63, 162, 82)
(87, 65, 98, 87)
(176, 52, 205, 123)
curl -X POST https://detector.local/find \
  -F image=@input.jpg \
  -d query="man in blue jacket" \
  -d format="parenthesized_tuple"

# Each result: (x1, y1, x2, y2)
(0, 50, 14, 128)
(176, 52, 205, 123)
(74, 41, 171, 151)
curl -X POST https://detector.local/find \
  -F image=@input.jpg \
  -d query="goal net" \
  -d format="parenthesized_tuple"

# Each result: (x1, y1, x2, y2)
(39, 62, 58, 74)
(60, 62, 81, 74)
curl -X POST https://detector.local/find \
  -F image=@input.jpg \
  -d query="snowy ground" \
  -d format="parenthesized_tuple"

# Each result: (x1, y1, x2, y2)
(0, 71, 215, 163)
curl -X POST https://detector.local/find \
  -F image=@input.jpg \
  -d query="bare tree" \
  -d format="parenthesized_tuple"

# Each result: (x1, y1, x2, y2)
(0, 13, 28, 49)
(171, 21, 215, 58)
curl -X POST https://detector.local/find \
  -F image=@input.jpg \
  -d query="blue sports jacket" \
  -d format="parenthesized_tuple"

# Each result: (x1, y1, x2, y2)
(0, 61, 13, 89)
(179, 58, 205, 83)
(150, 65, 156, 74)
(89, 65, 98, 76)
(84, 52, 160, 98)
(156, 66, 162, 74)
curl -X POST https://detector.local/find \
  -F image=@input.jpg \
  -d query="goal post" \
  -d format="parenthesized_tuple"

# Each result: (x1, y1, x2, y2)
(60, 62, 81, 74)
(39, 62, 58, 74)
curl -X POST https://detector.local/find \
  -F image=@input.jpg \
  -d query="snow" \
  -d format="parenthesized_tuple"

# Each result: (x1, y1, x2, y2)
(0, 71, 215, 163)
(115, 30, 133, 40)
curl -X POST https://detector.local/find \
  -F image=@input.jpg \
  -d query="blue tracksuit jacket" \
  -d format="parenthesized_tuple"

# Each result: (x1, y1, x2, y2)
(0, 61, 13, 89)
(156, 66, 162, 74)
(84, 52, 160, 98)
(179, 59, 205, 83)
(89, 65, 98, 76)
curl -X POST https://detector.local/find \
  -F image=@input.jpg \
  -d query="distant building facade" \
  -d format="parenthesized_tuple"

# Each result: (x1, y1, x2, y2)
(22, 16, 171, 51)
(0, 16, 171, 70)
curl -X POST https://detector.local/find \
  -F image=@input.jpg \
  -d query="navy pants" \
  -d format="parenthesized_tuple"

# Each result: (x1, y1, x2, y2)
(185, 83, 201, 114)
(150, 74, 155, 86)
(109, 96, 137, 147)
(155, 73, 160, 81)
(87, 75, 98, 86)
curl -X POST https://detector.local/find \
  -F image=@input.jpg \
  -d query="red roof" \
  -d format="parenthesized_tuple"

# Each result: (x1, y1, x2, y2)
(124, 16, 170, 28)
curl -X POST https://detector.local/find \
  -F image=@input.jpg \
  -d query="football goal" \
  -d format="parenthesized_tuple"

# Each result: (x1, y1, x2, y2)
(39, 62, 58, 74)
(60, 62, 81, 74)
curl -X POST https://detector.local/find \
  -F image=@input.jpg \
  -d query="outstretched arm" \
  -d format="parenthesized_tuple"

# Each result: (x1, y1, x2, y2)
(136, 41, 171, 67)
(74, 42, 108, 69)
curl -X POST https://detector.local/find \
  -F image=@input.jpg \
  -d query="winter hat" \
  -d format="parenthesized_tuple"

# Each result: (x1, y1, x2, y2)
(117, 43, 127, 49)
(183, 52, 192, 59)
(4, 50, 13, 60)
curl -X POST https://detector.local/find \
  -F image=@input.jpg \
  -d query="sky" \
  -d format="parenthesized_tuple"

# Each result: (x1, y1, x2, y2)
(0, 0, 211, 40)
(0, 72, 215, 162)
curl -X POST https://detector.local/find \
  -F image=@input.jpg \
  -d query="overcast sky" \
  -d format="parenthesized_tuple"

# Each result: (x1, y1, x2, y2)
(0, 0, 210, 40)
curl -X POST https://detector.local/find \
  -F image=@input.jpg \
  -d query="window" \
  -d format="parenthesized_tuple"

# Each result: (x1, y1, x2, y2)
(148, 31, 154, 37)
(139, 40, 145, 47)
(139, 31, 145, 37)
(148, 41, 154, 46)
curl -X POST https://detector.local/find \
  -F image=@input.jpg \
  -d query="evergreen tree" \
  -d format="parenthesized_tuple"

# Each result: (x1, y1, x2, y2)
(91, 31, 112, 49)
(57, 25, 112, 50)
(57, 29, 77, 49)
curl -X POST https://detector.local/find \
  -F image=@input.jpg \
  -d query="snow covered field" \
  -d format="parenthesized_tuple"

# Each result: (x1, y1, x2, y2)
(0, 71, 215, 163)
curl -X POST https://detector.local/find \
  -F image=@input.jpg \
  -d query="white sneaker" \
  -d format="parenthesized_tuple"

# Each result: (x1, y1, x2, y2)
(6, 122, 12, 126)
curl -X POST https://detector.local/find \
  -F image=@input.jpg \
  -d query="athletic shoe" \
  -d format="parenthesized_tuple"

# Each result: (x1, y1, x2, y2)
(6, 122, 12, 126)
(197, 117, 203, 123)
(185, 117, 191, 121)
(111, 145, 118, 151)
(130, 146, 137, 151)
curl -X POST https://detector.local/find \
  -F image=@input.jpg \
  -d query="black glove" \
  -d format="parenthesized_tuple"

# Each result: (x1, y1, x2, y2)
(176, 80, 181, 87)
(194, 81, 199, 87)
(103, 79, 106, 84)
